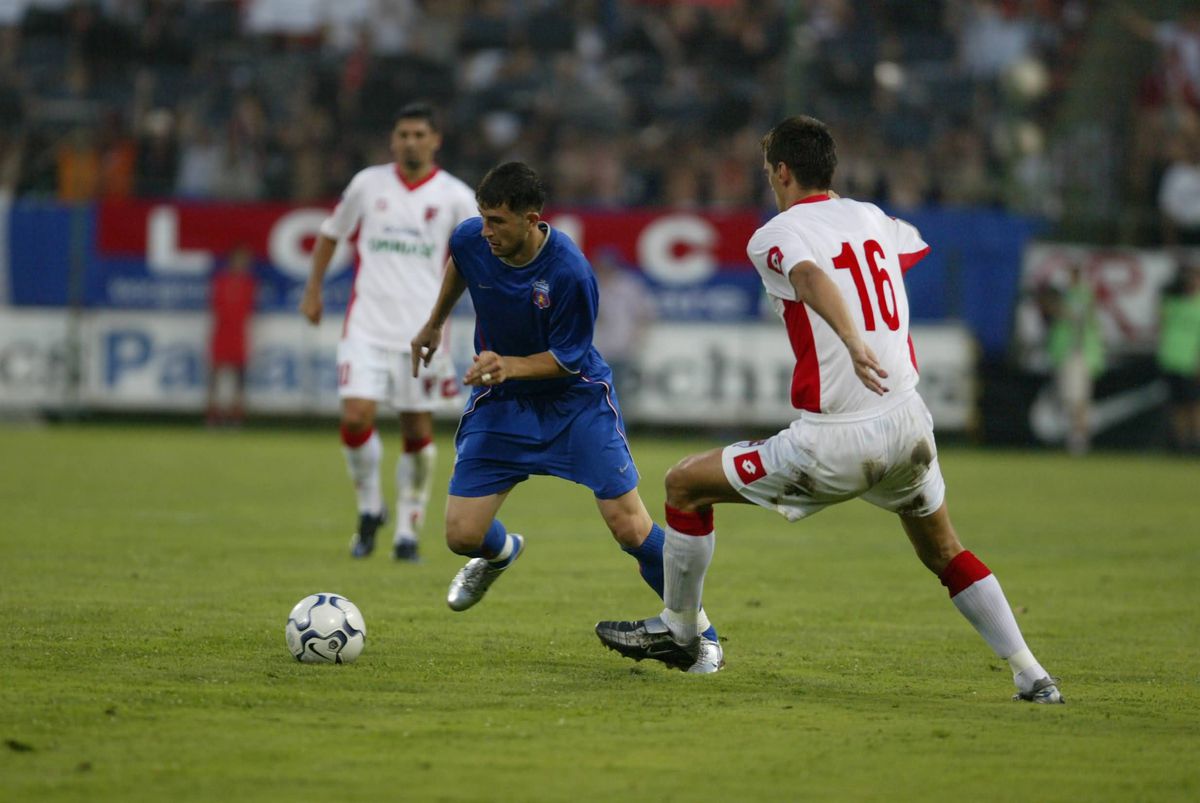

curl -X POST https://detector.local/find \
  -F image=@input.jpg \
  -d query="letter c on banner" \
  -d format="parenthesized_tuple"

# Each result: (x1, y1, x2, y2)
(637, 214, 717, 286)
(270, 209, 353, 281)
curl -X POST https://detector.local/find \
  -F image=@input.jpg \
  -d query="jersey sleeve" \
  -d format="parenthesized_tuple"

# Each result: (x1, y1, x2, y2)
(447, 218, 479, 281)
(319, 172, 366, 240)
(546, 267, 598, 374)
(746, 222, 815, 301)
(891, 215, 931, 274)
(452, 183, 477, 226)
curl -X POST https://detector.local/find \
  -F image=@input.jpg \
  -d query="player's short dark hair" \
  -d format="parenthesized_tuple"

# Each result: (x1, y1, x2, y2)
(762, 116, 837, 189)
(395, 102, 440, 132)
(475, 162, 546, 213)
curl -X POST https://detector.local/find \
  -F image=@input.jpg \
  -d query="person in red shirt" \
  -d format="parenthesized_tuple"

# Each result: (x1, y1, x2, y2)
(207, 245, 257, 426)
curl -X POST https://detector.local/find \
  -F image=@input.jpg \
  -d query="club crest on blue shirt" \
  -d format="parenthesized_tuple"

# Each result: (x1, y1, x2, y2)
(532, 279, 551, 309)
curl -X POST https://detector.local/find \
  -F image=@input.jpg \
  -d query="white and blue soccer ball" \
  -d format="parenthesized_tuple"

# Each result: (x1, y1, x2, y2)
(285, 593, 366, 664)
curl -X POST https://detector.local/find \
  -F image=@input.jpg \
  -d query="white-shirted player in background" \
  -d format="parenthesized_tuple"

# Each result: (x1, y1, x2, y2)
(596, 116, 1064, 703)
(300, 103, 476, 561)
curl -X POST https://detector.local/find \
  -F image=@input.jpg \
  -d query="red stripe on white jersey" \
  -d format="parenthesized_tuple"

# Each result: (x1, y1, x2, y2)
(781, 299, 821, 412)
(899, 246, 931, 274)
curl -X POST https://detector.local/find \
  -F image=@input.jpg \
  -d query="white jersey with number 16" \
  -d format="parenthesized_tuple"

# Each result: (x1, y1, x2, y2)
(746, 194, 931, 416)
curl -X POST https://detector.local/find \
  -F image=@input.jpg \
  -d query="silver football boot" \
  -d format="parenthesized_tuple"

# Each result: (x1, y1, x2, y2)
(1013, 676, 1065, 704)
(447, 534, 524, 611)
(688, 636, 725, 674)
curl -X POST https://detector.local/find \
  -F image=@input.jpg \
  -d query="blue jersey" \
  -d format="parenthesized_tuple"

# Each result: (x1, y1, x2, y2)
(449, 218, 613, 397)
(447, 218, 637, 500)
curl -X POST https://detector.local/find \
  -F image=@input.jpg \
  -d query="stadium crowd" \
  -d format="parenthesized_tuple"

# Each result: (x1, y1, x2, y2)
(0, 0, 1103, 213)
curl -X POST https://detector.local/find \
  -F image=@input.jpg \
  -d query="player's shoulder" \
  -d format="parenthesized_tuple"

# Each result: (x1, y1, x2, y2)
(749, 210, 798, 251)
(356, 163, 395, 182)
(433, 169, 475, 196)
(451, 216, 483, 239)
(547, 226, 590, 274)
(341, 163, 392, 192)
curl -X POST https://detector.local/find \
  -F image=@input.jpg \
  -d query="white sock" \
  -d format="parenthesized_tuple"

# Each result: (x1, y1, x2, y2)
(342, 431, 382, 515)
(661, 525, 714, 643)
(951, 575, 1048, 691)
(395, 441, 436, 541)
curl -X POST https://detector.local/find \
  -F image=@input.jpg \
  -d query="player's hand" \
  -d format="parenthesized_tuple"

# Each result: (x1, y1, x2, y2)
(464, 351, 505, 386)
(847, 338, 889, 395)
(299, 284, 322, 325)
(410, 323, 442, 377)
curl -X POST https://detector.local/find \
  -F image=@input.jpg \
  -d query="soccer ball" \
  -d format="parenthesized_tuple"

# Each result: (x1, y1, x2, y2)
(285, 593, 366, 664)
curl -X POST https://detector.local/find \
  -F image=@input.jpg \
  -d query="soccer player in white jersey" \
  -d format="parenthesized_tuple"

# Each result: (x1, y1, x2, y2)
(596, 116, 1064, 703)
(300, 103, 477, 561)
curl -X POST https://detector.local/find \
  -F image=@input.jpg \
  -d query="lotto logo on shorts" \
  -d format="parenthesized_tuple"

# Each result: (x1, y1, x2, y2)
(734, 450, 766, 485)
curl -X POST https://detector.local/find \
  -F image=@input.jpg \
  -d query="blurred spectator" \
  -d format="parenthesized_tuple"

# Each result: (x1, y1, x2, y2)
(1157, 118, 1200, 245)
(1157, 262, 1200, 453)
(175, 114, 220, 198)
(958, 0, 1037, 80)
(0, 129, 22, 194)
(592, 247, 656, 400)
(135, 107, 178, 197)
(1122, 6, 1200, 113)
(1046, 265, 1105, 455)
(96, 109, 136, 198)
(55, 127, 98, 201)
(52, 114, 131, 203)
(206, 244, 257, 427)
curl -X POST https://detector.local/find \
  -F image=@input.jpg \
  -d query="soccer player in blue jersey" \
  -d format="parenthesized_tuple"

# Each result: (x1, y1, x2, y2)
(410, 161, 723, 673)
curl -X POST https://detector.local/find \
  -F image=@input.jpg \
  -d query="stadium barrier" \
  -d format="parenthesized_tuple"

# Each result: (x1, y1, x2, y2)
(0, 308, 977, 431)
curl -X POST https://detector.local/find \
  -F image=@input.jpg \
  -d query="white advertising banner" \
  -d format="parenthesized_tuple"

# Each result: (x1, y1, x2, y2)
(1017, 243, 1184, 359)
(0, 309, 76, 409)
(624, 322, 975, 431)
(0, 311, 976, 430)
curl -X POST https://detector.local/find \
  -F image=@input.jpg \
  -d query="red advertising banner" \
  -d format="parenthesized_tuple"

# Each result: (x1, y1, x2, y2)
(95, 200, 762, 281)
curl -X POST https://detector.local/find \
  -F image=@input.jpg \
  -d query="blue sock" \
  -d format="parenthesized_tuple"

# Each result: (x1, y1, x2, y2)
(623, 522, 665, 596)
(623, 522, 718, 642)
(460, 518, 515, 565)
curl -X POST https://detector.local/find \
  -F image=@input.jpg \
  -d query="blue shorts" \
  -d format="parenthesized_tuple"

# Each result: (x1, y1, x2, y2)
(449, 377, 640, 500)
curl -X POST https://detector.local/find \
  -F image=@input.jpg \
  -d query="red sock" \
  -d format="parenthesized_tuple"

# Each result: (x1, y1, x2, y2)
(664, 504, 713, 536)
(938, 550, 991, 597)
(340, 425, 374, 449)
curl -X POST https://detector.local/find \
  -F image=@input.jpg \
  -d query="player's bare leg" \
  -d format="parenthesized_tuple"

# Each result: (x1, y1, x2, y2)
(231, 366, 247, 425)
(596, 449, 745, 673)
(901, 503, 1064, 703)
(341, 397, 387, 558)
(444, 491, 524, 611)
(393, 411, 435, 561)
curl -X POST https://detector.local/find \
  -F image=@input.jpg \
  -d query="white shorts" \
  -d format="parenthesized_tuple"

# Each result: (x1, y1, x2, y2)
(336, 335, 460, 412)
(721, 391, 946, 521)
(1056, 352, 1092, 407)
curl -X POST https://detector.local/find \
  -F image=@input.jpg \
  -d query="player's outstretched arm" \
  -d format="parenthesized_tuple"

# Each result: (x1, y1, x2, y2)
(788, 260, 889, 395)
(412, 258, 469, 377)
(300, 234, 339, 325)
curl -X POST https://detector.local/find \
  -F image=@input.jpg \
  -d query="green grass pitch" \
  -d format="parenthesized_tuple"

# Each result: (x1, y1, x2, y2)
(1, 423, 1197, 802)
